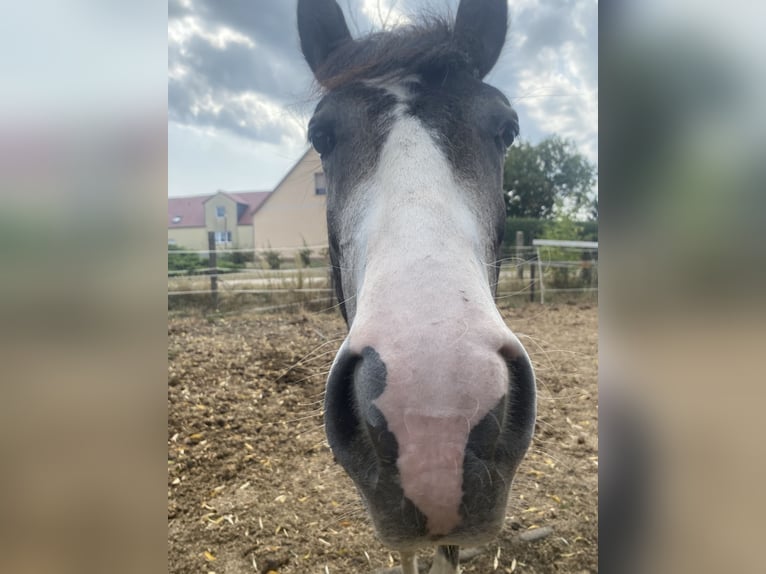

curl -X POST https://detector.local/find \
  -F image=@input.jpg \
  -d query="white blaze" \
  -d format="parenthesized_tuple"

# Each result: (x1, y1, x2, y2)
(346, 111, 521, 536)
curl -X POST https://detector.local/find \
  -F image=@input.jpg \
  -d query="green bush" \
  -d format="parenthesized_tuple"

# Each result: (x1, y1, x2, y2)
(298, 239, 312, 268)
(168, 245, 207, 275)
(540, 215, 597, 289)
(503, 217, 598, 246)
(580, 220, 598, 242)
(262, 247, 281, 270)
(230, 249, 255, 265)
(217, 256, 245, 272)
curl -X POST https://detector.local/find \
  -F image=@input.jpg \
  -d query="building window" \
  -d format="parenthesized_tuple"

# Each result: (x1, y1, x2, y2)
(216, 206, 226, 218)
(214, 231, 232, 244)
(171, 215, 182, 224)
(168, 238, 177, 245)
(314, 173, 327, 195)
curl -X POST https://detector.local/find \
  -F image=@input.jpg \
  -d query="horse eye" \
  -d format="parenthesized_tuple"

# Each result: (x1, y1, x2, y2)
(309, 127, 336, 156)
(498, 120, 518, 149)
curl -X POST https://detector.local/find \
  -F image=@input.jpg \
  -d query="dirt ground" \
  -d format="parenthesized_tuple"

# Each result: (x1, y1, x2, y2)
(168, 301, 598, 573)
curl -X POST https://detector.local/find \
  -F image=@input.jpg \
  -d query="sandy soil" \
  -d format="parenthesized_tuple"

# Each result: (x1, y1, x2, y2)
(168, 302, 597, 573)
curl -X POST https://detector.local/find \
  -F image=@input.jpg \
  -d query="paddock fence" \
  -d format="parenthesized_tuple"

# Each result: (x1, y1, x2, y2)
(168, 236, 598, 313)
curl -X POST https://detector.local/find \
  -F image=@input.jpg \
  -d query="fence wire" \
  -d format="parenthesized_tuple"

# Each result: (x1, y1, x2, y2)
(168, 244, 598, 310)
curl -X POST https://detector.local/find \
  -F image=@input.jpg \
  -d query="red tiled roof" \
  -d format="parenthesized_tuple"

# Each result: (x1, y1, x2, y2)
(168, 194, 207, 228)
(228, 191, 271, 224)
(168, 190, 270, 228)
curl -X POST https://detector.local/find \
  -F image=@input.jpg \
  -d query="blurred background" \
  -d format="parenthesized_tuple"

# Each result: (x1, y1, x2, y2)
(601, 0, 766, 572)
(0, 2, 166, 573)
(0, 0, 764, 573)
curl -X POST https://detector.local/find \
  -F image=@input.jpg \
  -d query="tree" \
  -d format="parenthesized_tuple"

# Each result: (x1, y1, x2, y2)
(503, 136, 597, 219)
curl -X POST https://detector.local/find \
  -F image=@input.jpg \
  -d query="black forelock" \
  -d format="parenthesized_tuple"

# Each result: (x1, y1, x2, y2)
(314, 18, 476, 90)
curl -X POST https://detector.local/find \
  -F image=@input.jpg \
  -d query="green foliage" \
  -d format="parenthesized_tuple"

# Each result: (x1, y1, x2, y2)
(262, 245, 282, 270)
(168, 245, 207, 274)
(540, 214, 596, 289)
(168, 245, 258, 275)
(217, 256, 245, 271)
(503, 217, 597, 247)
(298, 238, 312, 268)
(580, 220, 598, 242)
(542, 213, 585, 243)
(503, 136, 597, 219)
(229, 249, 255, 265)
(589, 197, 598, 221)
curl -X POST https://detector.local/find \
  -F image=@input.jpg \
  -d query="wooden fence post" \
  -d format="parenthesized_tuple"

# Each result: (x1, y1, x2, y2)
(208, 232, 218, 309)
(536, 246, 545, 304)
(515, 231, 524, 280)
(529, 251, 536, 302)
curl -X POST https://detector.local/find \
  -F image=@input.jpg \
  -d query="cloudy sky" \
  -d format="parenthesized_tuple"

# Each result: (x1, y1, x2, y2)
(168, 0, 597, 197)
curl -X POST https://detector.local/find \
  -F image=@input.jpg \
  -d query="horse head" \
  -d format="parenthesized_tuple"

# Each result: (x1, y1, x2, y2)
(297, 0, 536, 555)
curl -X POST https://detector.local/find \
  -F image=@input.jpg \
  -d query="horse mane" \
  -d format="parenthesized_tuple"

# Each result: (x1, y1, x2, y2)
(314, 17, 476, 91)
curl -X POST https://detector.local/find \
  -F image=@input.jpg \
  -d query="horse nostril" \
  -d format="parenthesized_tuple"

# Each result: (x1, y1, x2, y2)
(324, 342, 362, 456)
(325, 344, 398, 467)
(466, 343, 536, 483)
(500, 341, 537, 448)
(325, 344, 400, 481)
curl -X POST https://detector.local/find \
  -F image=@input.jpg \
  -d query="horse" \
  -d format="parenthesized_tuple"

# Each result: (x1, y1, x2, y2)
(296, 1, 536, 572)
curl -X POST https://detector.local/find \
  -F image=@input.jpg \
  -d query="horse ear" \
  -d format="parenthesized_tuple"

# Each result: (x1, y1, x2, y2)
(454, 0, 508, 78)
(297, 0, 352, 77)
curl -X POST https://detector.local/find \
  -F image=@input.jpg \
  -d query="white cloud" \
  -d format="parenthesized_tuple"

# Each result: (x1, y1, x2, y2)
(516, 42, 598, 162)
(504, 0, 598, 165)
(168, 0, 599, 194)
(360, 0, 411, 28)
(228, 92, 307, 146)
(168, 15, 255, 50)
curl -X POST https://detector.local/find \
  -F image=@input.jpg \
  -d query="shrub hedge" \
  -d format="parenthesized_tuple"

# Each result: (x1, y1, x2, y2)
(504, 217, 598, 246)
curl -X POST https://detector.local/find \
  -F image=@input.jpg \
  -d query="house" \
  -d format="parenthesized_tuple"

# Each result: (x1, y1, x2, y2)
(168, 148, 327, 254)
(167, 190, 270, 251)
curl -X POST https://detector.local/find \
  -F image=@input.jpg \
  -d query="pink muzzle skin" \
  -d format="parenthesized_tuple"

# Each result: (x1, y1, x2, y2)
(345, 259, 528, 536)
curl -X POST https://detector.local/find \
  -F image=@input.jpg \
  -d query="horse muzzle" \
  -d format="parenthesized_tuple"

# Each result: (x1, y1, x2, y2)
(324, 314, 536, 548)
